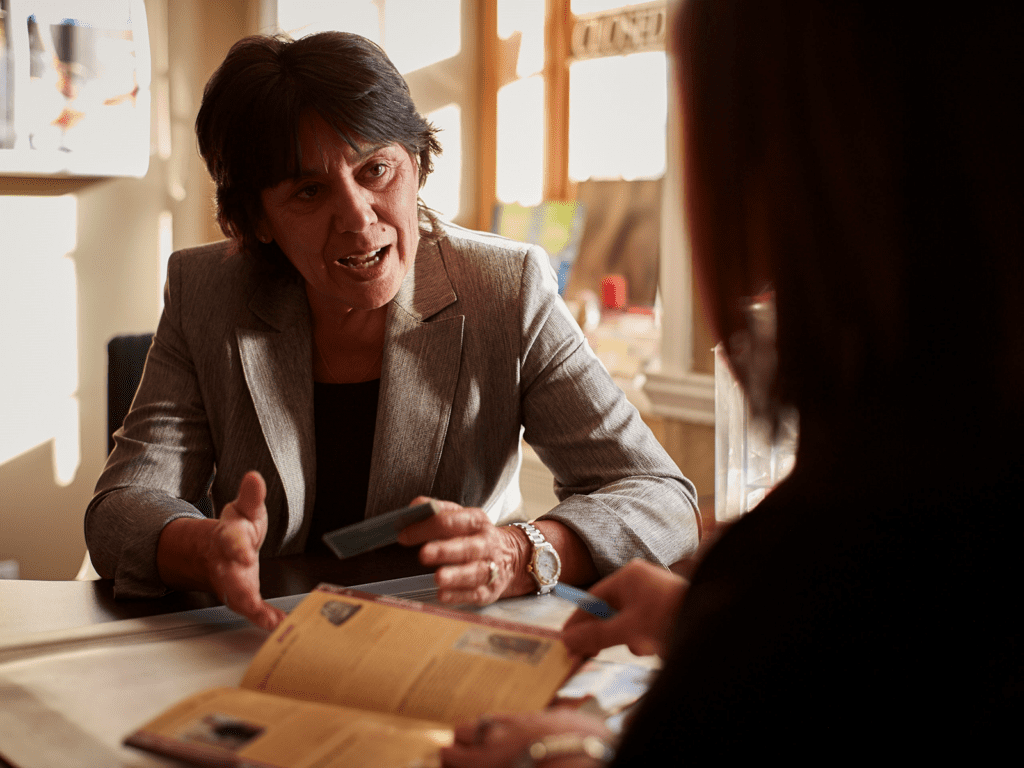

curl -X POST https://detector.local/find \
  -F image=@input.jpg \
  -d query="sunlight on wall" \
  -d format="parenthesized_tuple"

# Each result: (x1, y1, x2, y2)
(277, 0, 381, 42)
(158, 210, 173, 310)
(379, 1, 460, 75)
(276, 0, 461, 75)
(0, 195, 80, 486)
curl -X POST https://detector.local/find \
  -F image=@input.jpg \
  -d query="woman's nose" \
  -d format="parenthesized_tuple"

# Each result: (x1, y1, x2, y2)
(333, 181, 377, 233)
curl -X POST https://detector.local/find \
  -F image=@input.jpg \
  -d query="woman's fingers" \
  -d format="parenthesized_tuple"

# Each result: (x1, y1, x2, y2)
(562, 613, 660, 658)
(559, 559, 688, 658)
(396, 499, 494, 567)
(419, 527, 493, 564)
(433, 558, 499, 589)
(206, 470, 281, 630)
(215, 471, 270, 563)
(220, 588, 285, 631)
(434, 556, 510, 605)
(232, 470, 267, 523)
(442, 710, 612, 768)
(396, 500, 524, 606)
(247, 600, 287, 632)
(397, 501, 489, 547)
(213, 559, 284, 631)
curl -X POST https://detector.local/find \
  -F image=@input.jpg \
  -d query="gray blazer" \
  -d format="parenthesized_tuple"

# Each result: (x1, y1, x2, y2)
(86, 221, 700, 596)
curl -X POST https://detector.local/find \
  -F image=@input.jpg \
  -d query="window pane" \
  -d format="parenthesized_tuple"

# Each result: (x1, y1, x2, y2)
(568, 52, 666, 181)
(498, 0, 544, 78)
(496, 75, 544, 206)
(277, 0, 381, 42)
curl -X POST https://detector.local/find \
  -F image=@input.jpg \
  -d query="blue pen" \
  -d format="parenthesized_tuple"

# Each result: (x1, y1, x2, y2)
(552, 582, 617, 619)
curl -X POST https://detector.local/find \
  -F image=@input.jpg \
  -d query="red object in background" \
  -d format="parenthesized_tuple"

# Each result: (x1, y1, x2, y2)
(601, 274, 629, 310)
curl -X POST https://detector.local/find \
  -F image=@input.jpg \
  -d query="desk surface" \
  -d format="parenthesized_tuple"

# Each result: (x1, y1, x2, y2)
(0, 569, 626, 768)
(0, 544, 431, 639)
(0, 586, 435, 768)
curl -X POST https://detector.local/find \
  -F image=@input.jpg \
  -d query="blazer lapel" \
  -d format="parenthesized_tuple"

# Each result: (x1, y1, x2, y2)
(236, 268, 315, 544)
(367, 238, 464, 515)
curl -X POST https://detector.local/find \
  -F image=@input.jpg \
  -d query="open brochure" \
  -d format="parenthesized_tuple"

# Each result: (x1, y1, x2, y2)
(124, 584, 581, 768)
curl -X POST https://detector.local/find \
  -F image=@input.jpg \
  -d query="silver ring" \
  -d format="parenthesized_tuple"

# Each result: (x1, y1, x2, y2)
(486, 560, 498, 587)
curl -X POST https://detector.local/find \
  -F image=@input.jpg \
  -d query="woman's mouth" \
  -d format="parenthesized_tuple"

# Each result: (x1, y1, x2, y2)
(336, 246, 388, 269)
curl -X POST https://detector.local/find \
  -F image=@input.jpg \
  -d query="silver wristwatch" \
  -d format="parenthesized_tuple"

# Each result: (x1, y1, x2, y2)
(512, 522, 561, 595)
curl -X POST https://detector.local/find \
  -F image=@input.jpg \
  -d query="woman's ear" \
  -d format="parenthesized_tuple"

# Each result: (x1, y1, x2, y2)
(255, 220, 272, 244)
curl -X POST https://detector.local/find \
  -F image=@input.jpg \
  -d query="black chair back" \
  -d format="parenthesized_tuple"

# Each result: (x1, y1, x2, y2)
(106, 332, 214, 516)
(106, 333, 154, 455)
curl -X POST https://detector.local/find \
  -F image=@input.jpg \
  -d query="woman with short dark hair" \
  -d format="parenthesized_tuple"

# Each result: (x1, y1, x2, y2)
(196, 33, 441, 260)
(85, 32, 700, 631)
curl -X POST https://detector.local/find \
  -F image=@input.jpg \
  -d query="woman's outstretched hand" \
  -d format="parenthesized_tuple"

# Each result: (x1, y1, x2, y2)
(157, 470, 286, 631)
(209, 471, 287, 630)
(561, 559, 687, 658)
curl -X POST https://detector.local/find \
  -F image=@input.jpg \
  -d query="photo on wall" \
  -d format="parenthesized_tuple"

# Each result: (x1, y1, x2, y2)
(0, 0, 149, 176)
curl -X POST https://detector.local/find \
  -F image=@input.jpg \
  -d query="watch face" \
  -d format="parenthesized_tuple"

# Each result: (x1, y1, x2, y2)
(534, 547, 561, 584)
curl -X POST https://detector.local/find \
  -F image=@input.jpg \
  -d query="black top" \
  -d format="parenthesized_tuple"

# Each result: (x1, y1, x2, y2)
(305, 380, 380, 556)
(612, 428, 1023, 762)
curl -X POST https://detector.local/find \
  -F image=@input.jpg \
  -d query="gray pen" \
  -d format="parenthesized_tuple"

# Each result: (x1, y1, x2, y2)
(552, 582, 617, 619)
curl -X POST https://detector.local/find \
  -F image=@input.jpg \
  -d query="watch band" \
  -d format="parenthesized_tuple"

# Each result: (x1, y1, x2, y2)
(512, 522, 561, 595)
(513, 521, 546, 548)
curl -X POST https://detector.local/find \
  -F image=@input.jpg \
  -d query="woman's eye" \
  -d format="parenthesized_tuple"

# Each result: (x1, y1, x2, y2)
(296, 183, 320, 199)
(365, 162, 388, 180)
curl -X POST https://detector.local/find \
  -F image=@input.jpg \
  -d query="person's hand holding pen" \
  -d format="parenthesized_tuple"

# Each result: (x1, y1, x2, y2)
(442, 571, 674, 768)
(560, 559, 687, 658)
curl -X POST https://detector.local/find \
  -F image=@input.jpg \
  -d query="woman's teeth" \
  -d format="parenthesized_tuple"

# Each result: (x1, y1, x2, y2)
(338, 247, 386, 268)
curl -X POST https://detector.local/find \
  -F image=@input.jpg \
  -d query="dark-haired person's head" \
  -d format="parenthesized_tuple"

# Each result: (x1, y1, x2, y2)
(195, 31, 441, 261)
(675, 1, 1024, 449)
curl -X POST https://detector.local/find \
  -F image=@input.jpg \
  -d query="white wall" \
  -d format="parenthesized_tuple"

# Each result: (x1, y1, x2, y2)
(0, 0, 251, 579)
